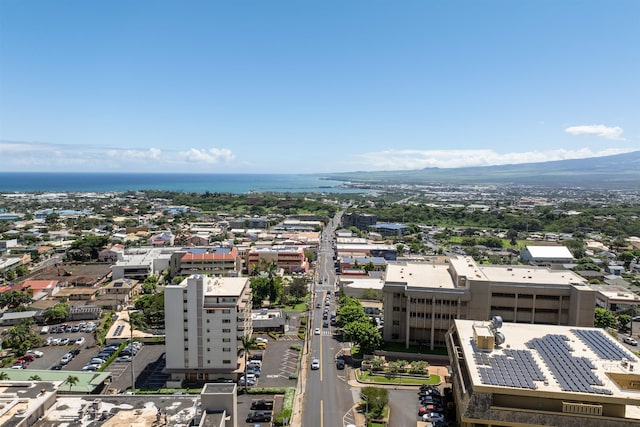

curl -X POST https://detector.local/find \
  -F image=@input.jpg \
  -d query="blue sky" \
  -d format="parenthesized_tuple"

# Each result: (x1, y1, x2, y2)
(1, 1, 638, 174)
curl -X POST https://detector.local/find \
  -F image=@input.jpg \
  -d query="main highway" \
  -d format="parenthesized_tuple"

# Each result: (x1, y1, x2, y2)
(302, 212, 356, 427)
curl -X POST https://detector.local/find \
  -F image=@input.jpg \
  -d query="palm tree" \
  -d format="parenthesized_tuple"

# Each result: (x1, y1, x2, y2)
(239, 334, 258, 392)
(28, 374, 42, 381)
(0, 372, 10, 380)
(65, 375, 79, 392)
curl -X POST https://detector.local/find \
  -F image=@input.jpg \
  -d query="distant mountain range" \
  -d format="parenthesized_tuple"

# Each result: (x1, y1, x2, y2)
(324, 151, 640, 189)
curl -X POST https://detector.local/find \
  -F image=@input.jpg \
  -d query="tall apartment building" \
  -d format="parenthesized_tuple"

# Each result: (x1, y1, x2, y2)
(383, 257, 595, 350)
(164, 275, 252, 386)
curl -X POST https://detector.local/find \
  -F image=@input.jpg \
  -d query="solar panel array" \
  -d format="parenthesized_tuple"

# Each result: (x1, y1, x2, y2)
(475, 349, 545, 389)
(571, 329, 635, 361)
(113, 324, 125, 337)
(526, 334, 612, 395)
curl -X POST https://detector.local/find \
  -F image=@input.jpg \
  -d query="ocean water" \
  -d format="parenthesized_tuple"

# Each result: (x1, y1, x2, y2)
(0, 172, 356, 194)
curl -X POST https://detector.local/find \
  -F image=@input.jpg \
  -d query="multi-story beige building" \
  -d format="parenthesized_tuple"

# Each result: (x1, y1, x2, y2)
(246, 245, 309, 274)
(446, 319, 640, 426)
(383, 257, 595, 350)
(169, 247, 242, 277)
(164, 275, 252, 386)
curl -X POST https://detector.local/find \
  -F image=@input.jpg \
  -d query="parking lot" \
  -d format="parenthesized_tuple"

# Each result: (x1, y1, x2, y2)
(21, 321, 101, 371)
(248, 335, 301, 389)
(237, 392, 283, 426)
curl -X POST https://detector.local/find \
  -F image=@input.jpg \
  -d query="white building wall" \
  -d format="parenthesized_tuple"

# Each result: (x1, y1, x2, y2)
(164, 283, 187, 370)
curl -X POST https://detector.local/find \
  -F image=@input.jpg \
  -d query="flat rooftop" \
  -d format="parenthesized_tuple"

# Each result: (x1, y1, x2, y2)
(202, 276, 248, 297)
(479, 265, 587, 286)
(385, 262, 456, 289)
(34, 395, 199, 427)
(454, 319, 640, 413)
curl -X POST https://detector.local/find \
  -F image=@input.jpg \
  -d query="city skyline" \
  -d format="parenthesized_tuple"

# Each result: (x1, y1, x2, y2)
(1, 1, 638, 174)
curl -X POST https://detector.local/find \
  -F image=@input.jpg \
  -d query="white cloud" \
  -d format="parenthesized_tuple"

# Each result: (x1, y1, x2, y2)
(565, 124, 624, 140)
(354, 148, 635, 170)
(106, 148, 162, 160)
(177, 148, 235, 164)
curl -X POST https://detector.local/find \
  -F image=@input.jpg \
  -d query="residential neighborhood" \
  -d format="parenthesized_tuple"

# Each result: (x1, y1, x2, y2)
(0, 187, 639, 426)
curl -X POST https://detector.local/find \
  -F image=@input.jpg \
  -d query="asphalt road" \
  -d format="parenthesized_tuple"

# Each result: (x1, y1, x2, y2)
(303, 213, 354, 427)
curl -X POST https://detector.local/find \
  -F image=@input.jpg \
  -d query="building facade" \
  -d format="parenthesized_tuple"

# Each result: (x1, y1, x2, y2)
(245, 245, 309, 274)
(383, 257, 595, 350)
(164, 275, 252, 386)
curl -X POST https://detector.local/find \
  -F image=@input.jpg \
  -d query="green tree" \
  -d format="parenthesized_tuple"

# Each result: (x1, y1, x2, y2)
(0, 372, 9, 380)
(142, 275, 159, 294)
(338, 304, 367, 327)
(288, 277, 308, 303)
(44, 303, 69, 324)
(360, 386, 389, 419)
(594, 308, 617, 329)
(1, 320, 40, 355)
(343, 320, 381, 354)
(240, 334, 258, 392)
(28, 375, 42, 381)
(134, 292, 165, 326)
(250, 277, 270, 308)
(618, 314, 632, 331)
(0, 290, 32, 309)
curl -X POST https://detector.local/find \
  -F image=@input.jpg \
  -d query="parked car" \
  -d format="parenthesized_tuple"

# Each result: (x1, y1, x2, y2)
(82, 364, 100, 371)
(250, 400, 274, 410)
(116, 355, 133, 362)
(60, 353, 73, 365)
(422, 412, 445, 422)
(336, 357, 345, 369)
(238, 376, 256, 386)
(58, 338, 70, 346)
(255, 337, 268, 344)
(51, 364, 62, 370)
(27, 349, 44, 358)
(623, 336, 638, 346)
(247, 367, 261, 377)
(69, 349, 81, 356)
(75, 337, 86, 345)
(10, 364, 25, 369)
(246, 411, 272, 422)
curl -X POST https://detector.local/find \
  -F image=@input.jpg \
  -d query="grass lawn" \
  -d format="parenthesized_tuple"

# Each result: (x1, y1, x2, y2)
(357, 369, 440, 385)
(282, 301, 308, 312)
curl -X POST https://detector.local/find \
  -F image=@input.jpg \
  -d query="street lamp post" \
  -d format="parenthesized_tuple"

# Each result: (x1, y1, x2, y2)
(360, 393, 368, 427)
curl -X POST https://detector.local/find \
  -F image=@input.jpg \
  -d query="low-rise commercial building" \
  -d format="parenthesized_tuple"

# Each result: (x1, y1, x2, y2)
(383, 257, 595, 350)
(446, 319, 640, 426)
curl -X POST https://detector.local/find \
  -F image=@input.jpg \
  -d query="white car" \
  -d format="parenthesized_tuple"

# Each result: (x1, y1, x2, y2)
(311, 358, 320, 370)
(314, 328, 320, 335)
(422, 412, 445, 422)
(27, 349, 44, 358)
(60, 353, 73, 365)
(255, 337, 268, 344)
(82, 364, 100, 371)
(623, 336, 638, 346)
(75, 337, 85, 345)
